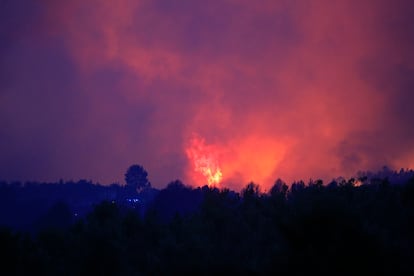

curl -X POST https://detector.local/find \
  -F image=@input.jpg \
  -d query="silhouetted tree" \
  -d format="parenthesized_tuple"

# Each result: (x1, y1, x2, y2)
(125, 164, 151, 193)
(241, 182, 261, 200)
(150, 180, 203, 222)
(270, 178, 288, 198)
(3, 168, 414, 274)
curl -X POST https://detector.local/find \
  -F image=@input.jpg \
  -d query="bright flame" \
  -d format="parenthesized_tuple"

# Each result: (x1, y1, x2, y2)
(186, 134, 222, 186)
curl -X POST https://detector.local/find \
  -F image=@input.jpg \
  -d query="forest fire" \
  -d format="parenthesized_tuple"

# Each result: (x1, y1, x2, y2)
(186, 134, 222, 186)
(185, 133, 288, 189)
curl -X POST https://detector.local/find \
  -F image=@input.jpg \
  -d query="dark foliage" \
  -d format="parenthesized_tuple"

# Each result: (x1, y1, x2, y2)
(125, 164, 151, 193)
(1, 168, 414, 274)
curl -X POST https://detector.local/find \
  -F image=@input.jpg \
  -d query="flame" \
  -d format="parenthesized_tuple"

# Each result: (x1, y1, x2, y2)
(185, 132, 289, 190)
(186, 134, 222, 186)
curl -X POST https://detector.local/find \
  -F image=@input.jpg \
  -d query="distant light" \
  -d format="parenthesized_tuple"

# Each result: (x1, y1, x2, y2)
(126, 198, 140, 203)
(74, 213, 78, 217)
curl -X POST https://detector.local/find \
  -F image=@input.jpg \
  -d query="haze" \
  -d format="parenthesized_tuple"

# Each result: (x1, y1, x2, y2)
(1, 0, 413, 190)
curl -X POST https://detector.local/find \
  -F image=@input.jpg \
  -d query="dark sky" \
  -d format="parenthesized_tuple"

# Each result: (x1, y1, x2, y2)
(1, 0, 414, 190)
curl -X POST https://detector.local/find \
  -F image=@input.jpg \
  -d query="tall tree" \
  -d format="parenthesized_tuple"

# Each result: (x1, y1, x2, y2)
(125, 165, 151, 193)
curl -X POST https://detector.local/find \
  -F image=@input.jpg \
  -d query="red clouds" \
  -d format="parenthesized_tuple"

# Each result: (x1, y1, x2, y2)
(1, 0, 413, 189)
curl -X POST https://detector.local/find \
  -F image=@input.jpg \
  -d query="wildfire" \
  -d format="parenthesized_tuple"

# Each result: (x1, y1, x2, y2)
(186, 134, 223, 186)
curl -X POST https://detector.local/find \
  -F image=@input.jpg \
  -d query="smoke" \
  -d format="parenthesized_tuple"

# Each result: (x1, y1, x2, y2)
(1, 0, 413, 189)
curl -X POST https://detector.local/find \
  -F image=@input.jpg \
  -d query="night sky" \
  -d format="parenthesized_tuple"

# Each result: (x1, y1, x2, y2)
(1, 0, 414, 190)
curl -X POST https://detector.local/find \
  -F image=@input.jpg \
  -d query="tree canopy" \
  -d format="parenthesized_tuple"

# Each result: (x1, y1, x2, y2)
(124, 164, 151, 192)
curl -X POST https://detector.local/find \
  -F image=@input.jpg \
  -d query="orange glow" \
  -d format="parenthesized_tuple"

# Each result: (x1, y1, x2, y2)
(32, 1, 414, 188)
(218, 135, 289, 190)
(185, 132, 289, 190)
(185, 134, 223, 186)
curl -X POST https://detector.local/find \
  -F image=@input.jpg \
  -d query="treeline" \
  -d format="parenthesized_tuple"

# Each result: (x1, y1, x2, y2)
(0, 164, 159, 232)
(0, 179, 129, 231)
(1, 168, 414, 274)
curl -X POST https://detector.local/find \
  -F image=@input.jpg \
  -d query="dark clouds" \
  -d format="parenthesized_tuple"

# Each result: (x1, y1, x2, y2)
(1, 0, 414, 189)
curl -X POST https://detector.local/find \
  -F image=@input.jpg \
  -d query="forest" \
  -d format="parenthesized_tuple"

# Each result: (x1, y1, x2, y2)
(1, 166, 414, 274)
